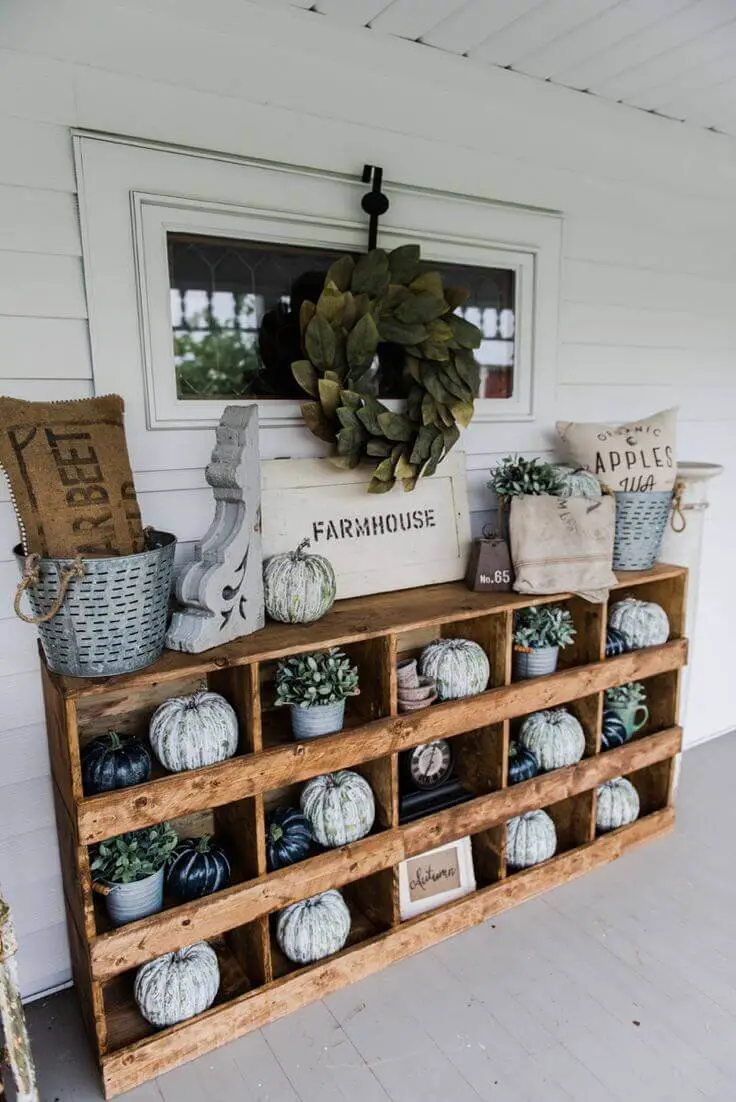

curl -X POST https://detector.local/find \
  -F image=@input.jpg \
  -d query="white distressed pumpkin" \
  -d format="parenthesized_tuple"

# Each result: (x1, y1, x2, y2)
(419, 638, 490, 701)
(518, 708, 585, 771)
(134, 942, 220, 1028)
(507, 810, 557, 868)
(300, 770, 375, 848)
(551, 464, 602, 498)
(608, 597, 669, 650)
(149, 691, 238, 773)
(264, 539, 336, 624)
(276, 889, 351, 964)
(596, 777, 640, 833)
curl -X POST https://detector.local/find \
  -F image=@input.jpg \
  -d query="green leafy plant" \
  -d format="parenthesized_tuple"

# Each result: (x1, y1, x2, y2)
(290, 244, 482, 493)
(488, 455, 562, 499)
(605, 681, 646, 708)
(275, 648, 360, 709)
(513, 606, 576, 650)
(90, 824, 179, 885)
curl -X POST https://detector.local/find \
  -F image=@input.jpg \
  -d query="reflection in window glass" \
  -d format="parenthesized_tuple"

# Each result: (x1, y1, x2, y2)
(168, 235, 515, 401)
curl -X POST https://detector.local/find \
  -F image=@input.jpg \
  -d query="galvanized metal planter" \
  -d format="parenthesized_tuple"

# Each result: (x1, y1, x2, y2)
(13, 530, 175, 678)
(513, 645, 559, 680)
(613, 492, 671, 571)
(104, 868, 165, 927)
(290, 700, 345, 741)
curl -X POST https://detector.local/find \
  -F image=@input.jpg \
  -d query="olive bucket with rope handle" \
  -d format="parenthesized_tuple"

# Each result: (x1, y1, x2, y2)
(13, 530, 176, 677)
(612, 480, 685, 572)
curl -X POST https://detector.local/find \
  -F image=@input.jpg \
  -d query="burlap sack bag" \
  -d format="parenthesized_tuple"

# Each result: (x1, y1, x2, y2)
(0, 395, 144, 558)
(509, 494, 617, 603)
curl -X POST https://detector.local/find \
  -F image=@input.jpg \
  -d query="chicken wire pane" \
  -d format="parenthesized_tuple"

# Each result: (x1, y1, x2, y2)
(168, 234, 515, 400)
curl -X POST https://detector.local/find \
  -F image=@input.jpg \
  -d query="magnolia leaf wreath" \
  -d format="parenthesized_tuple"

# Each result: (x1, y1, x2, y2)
(290, 244, 482, 494)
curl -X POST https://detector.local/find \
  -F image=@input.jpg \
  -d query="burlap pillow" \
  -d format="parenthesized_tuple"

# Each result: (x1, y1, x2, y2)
(0, 395, 144, 558)
(510, 494, 617, 603)
(556, 408, 677, 492)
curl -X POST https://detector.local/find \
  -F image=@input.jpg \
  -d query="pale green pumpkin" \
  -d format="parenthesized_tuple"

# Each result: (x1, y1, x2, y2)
(300, 770, 375, 848)
(277, 889, 351, 964)
(149, 691, 238, 773)
(551, 464, 602, 498)
(134, 942, 220, 1028)
(264, 539, 336, 624)
(608, 597, 669, 650)
(419, 638, 490, 700)
(518, 708, 585, 771)
(507, 810, 557, 868)
(596, 777, 640, 833)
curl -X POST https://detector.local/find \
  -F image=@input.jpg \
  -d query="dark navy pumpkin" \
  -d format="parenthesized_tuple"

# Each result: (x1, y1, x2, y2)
(507, 741, 539, 786)
(166, 836, 230, 901)
(600, 709, 630, 751)
(81, 731, 151, 795)
(605, 627, 628, 658)
(266, 808, 311, 871)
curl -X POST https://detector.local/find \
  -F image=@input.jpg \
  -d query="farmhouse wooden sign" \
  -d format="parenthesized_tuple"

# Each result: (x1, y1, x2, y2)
(262, 454, 471, 599)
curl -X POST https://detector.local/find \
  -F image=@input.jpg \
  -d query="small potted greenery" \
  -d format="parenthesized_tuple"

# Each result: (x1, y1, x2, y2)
(90, 823, 178, 927)
(604, 681, 649, 736)
(275, 647, 360, 740)
(513, 605, 576, 679)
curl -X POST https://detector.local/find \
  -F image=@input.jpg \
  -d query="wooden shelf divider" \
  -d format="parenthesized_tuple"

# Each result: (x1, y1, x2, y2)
(41, 564, 688, 1098)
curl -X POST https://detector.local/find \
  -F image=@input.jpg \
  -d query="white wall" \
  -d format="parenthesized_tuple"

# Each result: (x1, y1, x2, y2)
(0, 0, 734, 998)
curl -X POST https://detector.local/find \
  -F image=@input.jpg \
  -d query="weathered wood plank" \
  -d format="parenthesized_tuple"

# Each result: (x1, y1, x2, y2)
(100, 808, 675, 1097)
(54, 564, 687, 700)
(77, 640, 687, 842)
(88, 726, 680, 980)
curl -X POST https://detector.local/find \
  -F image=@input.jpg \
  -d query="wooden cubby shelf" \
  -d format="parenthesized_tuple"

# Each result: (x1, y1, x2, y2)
(42, 563, 687, 1098)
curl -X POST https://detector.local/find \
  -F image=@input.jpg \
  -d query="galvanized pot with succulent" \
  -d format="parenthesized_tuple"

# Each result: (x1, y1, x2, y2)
(290, 244, 481, 493)
(90, 823, 179, 927)
(275, 647, 360, 740)
(512, 604, 576, 680)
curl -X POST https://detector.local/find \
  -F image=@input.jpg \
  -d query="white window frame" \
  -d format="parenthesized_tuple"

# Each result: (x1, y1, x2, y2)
(74, 134, 561, 463)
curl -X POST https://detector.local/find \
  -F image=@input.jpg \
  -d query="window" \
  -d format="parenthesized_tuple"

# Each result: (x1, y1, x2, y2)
(74, 135, 561, 449)
(167, 235, 517, 404)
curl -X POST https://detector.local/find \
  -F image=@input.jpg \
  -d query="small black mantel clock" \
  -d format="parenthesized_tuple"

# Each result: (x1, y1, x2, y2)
(399, 739, 474, 823)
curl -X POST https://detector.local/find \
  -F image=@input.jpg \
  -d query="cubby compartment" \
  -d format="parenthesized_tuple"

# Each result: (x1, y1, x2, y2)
(90, 797, 264, 937)
(610, 569, 687, 641)
(505, 791, 596, 878)
(102, 924, 265, 1054)
(511, 694, 600, 769)
(270, 870, 395, 980)
(260, 636, 393, 749)
(441, 610, 511, 690)
(470, 824, 506, 887)
(626, 759, 675, 818)
(622, 670, 679, 741)
(555, 597, 606, 669)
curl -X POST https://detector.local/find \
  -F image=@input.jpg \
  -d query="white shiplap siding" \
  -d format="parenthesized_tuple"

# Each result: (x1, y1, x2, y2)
(0, 0, 733, 999)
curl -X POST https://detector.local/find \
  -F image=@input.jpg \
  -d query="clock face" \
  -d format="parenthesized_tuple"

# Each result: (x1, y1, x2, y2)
(409, 740, 453, 790)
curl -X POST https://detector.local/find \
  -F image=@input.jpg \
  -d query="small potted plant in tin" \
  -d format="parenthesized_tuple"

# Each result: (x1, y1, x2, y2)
(275, 647, 359, 740)
(90, 823, 179, 927)
(513, 605, 576, 679)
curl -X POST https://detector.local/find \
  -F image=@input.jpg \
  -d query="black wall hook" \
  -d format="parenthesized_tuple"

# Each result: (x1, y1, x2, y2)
(361, 164, 389, 251)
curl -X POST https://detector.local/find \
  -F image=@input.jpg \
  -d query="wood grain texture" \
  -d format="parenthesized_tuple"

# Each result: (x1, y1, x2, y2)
(88, 726, 681, 981)
(100, 809, 675, 1097)
(76, 639, 687, 842)
(52, 565, 687, 700)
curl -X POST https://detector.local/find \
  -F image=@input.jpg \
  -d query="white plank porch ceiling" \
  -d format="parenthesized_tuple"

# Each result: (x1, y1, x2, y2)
(260, 0, 736, 137)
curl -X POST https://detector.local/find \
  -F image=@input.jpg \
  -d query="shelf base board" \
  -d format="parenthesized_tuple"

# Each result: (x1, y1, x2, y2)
(100, 807, 674, 1098)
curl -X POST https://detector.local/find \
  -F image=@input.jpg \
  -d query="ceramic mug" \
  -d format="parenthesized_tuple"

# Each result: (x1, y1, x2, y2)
(607, 701, 649, 736)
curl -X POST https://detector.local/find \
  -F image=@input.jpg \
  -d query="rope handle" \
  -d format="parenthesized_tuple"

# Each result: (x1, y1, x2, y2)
(670, 478, 687, 533)
(13, 554, 85, 625)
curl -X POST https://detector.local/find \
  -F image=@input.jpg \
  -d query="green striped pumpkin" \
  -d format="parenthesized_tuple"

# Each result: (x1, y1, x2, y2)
(264, 539, 336, 624)
(596, 777, 640, 833)
(519, 708, 585, 771)
(149, 691, 238, 773)
(419, 638, 490, 701)
(134, 942, 220, 1027)
(301, 770, 375, 848)
(608, 597, 669, 650)
(277, 889, 351, 964)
